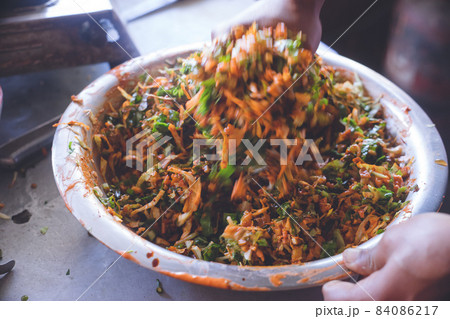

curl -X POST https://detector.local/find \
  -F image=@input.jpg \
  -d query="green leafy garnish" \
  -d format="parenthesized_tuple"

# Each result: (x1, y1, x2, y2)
(276, 202, 291, 218)
(40, 227, 48, 235)
(156, 279, 164, 294)
(197, 78, 216, 115)
(320, 240, 337, 258)
(202, 242, 221, 261)
(68, 141, 75, 154)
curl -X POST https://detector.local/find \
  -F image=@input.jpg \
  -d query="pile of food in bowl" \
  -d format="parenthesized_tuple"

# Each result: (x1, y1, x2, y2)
(92, 24, 412, 266)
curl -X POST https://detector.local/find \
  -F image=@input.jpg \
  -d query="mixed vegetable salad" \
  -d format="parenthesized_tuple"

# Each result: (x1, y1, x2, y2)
(92, 24, 411, 266)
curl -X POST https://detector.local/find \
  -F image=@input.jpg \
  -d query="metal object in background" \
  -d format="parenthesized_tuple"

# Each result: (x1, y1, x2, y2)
(0, 115, 59, 169)
(0, 0, 139, 169)
(0, 0, 140, 77)
(0, 0, 58, 12)
(0, 62, 110, 169)
(52, 43, 447, 291)
(121, 0, 181, 22)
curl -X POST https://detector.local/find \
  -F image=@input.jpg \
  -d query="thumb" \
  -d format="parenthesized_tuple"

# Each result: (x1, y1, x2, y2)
(322, 280, 373, 301)
(342, 246, 387, 276)
(323, 262, 404, 301)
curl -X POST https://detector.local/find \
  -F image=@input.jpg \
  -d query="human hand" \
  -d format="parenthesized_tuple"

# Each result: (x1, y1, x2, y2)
(212, 0, 325, 53)
(323, 213, 450, 300)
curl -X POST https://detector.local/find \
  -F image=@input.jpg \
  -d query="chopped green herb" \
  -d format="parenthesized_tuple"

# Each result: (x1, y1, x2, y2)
(202, 242, 221, 261)
(256, 238, 269, 247)
(361, 138, 383, 164)
(152, 122, 170, 134)
(197, 78, 216, 115)
(156, 279, 164, 294)
(320, 240, 337, 259)
(193, 236, 209, 247)
(276, 202, 291, 218)
(40, 227, 48, 235)
(200, 213, 213, 237)
(68, 141, 75, 154)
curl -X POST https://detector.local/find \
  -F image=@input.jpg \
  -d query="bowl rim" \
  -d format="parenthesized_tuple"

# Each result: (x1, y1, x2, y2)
(52, 43, 448, 291)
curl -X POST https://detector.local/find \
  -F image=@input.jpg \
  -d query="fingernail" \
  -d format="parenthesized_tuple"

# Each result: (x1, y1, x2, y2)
(343, 248, 361, 265)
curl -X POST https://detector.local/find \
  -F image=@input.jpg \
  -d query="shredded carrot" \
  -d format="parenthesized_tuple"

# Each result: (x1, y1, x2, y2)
(53, 121, 90, 131)
(180, 82, 191, 99)
(71, 95, 83, 104)
(168, 124, 186, 153)
(185, 87, 204, 110)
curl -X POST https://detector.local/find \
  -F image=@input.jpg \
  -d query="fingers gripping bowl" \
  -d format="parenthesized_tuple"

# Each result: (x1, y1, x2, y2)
(52, 35, 447, 290)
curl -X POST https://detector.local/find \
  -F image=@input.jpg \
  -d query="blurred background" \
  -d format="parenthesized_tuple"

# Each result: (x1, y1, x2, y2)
(0, 0, 448, 301)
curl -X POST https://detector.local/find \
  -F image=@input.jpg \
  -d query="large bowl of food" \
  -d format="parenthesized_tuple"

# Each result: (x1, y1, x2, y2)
(52, 24, 448, 290)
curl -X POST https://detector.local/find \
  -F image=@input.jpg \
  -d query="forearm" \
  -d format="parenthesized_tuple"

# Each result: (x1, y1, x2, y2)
(291, 0, 325, 13)
(213, 0, 324, 52)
